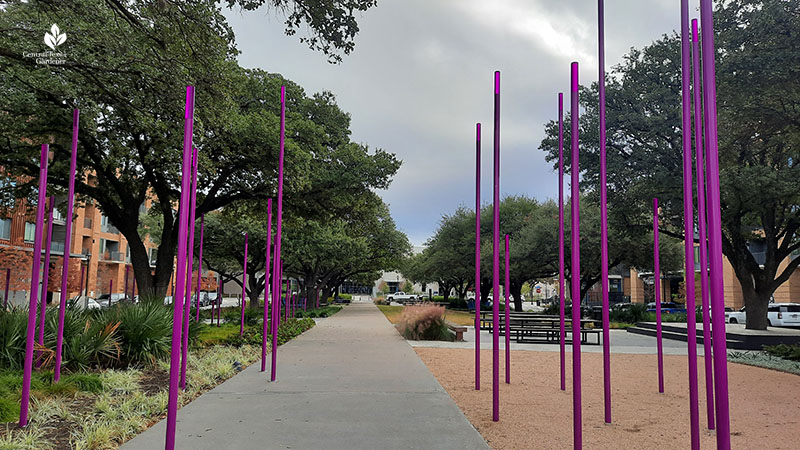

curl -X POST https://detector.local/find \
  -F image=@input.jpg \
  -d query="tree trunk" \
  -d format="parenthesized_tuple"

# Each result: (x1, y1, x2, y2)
(510, 282, 524, 312)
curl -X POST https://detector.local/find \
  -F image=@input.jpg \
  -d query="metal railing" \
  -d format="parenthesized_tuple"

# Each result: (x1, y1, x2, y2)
(102, 251, 124, 262)
(101, 223, 119, 234)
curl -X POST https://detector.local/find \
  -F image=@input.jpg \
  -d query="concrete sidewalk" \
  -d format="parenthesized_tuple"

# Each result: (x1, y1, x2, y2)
(122, 302, 489, 450)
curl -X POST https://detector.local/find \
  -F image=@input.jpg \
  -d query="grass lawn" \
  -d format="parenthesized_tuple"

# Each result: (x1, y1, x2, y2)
(377, 305, 475, 327)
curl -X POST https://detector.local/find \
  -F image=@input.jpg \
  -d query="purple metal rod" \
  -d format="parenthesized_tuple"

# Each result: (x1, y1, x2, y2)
(569, 62, 582, 450)
(504, 234, 510, 384)
(180, 146, 199, 389)
(165, 86, 195, 450)
(19, 144, 49, 427)
(557, 93, 566, 392)
(240, 232, 249, 337)
(597, 0, 612, 424)
(109, 279, 113, 295)
(132, 274, 136, 299)
(217, 281, 222, 327)
(699, 2, 732, 446)
(491, 70, 501, 423)
(3, 268, 10, 308)
(680, 3, 701, 447)
(55, 109, 79, 382)
(37, 196, 55, 351)
(692, 18, 715, 431)
(261, 199, 273, 372)
(196, 214, 205, 322)
(653, 198, 664, 394)
(124, 265, 129, 300)
(474, 123, 481, 391)
(270, 86, 286, 382)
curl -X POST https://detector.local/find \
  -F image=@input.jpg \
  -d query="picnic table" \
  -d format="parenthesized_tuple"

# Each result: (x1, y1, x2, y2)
(478, 312, 602, 345)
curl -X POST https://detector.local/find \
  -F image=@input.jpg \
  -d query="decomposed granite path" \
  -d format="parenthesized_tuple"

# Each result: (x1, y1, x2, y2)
(122, 301, 489, 450)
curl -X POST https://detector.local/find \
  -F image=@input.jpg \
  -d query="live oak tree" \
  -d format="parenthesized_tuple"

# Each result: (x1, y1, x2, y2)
(0, 0, 389, 298)
(539, 0, 800, 329)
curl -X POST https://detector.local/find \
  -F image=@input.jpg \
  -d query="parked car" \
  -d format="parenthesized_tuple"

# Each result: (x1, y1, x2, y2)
(725, 303, 800, 327)
(67, 295, 101, 310)
(645, 302, 687, 314)
(386, 291, 418, 304)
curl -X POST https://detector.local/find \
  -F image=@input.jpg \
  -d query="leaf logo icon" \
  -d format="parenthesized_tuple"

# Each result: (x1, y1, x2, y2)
(44, 24, 67, 50)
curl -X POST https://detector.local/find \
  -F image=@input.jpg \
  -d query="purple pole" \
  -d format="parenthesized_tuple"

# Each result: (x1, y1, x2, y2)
(165, 86, 195, 450)
(699, 2, 732, 447)
(653, 198, 664, 394)
(195, 214, 205, 322)
(570, 62, 582, 449)
(19, 144, 49, 427)
(109, 279, 113, 295)
(474, 123, 481, 391)
(38, 196, 55, 350)
(692, 19, 716, 431)
(491, 70, 501, 423)
(3, 268, 10, 309)
(504, 234, 510, 384)
(55, 109, 79, 382)
(261, 199, 273, 372)
(270, 86, 286, 382)
(124, 265, 129, 300)
(180, 146, 199, 389)
(597, 0, 612, 424)
(132, 273, 136, 299)
(240, 232, 249, 337)
(680, 2, 701, 447)
(217, 280, 222, 327)
(558, 93, 566, 392)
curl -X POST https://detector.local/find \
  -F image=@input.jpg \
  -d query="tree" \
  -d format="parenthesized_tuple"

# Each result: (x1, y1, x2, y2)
(0, 0, 397, 298)
(539, 0, 800, 329)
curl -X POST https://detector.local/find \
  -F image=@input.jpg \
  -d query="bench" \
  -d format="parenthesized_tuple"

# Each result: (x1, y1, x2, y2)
(446, 322, 468, 342)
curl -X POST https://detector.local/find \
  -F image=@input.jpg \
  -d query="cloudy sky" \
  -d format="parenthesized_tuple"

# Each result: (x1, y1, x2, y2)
(224, 0, 686, 246)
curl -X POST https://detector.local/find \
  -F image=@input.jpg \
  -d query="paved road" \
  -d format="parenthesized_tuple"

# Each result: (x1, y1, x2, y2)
(122, 302, 489, 450)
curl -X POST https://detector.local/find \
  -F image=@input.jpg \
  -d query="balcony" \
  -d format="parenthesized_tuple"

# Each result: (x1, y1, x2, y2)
(101, 223, 120, 234)
(84, 218, 93, 229)
(102, 251, 125, 262)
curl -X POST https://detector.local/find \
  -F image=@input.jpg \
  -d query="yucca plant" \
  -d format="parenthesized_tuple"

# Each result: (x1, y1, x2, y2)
(0, 308, 29, 370)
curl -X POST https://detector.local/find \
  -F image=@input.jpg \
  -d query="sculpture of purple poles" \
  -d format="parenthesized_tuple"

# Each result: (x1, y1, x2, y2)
(55, 109, 79, 382)
(692, 18, 715, 431)
(569, 62, 582, 450)
(180, 146, 199, 389)
(262, 198, 273, 372)
(19, 144, 49, 427)
(196, 213, 205, 322)
(491, 70, 501, 422)
(270, 86, 286, 382)
(653, 198, 664, 394)
(240, 232, 249, 337)
(557, 92, 566, 392)
(504, 234, 510, 384)
(474, 122, 481, 391)
(597, 0, 612, 424)
(680, 2, 700, 447)
(699, 1, 732, 446)
(38, 196, 55, 354)
(164, 86, 195, 450)
(3, 268, 10, 309)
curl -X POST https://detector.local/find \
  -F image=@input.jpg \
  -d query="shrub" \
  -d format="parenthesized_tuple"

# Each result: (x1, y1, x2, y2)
(295, 306, 341, 318)
(763, 344, 800, 361)
(610, 303, 648, 324)
(397, 304, 453, 341)
(448, 298, 468, 309)
(0, 396, 19, 422)
(222, 318, 315, 348)
(222, 305, 262, 326)
(373, 297, 388, 306)
(92, 301, 175, 366)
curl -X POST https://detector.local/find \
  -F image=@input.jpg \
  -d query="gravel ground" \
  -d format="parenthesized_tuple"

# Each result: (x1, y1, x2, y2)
(416, 347, 800, 449)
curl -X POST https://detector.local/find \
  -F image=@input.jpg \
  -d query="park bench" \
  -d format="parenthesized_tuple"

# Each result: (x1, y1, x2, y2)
(446, 321, 468, 341)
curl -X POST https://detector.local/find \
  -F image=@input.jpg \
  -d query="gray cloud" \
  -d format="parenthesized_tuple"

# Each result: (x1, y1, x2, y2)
(225, 0, 687, 245)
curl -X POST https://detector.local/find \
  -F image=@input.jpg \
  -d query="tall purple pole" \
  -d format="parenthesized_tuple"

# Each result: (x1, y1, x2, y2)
(653, 198, 664, 394)
(38, 196, 55, 349)
(165, 86, 195, 450)
(55, 109, 79, 382)
(680, 2, 701, 447)
(19, 144, 49, 427)
(503, 234, 510, 385)
(491, 70, 501, 423)
(558, 93, 566, 392)
(270, 86, 287, 382)
(699, 2, 732, 447)
(124, 265, 129, 300)
(474, 122, 481, 391)
(195, 214, 205, 322)
(692, 18, 715, 431)
(109, 279, 113, 295)
(3, 268, 10, 309)
(261, 199, 273, 372)
(181, 146, 199, 389)
(569, 62, 582, 450)
(597, 0, 612, 424)
(240, 232, 249, 337)
(217, 280, 222, 327)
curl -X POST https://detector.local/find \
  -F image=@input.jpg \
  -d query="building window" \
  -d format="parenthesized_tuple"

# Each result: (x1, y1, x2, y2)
(149, 248, 158, 266)
(24, 222, 36, 242)
(0, 218, 10, 240)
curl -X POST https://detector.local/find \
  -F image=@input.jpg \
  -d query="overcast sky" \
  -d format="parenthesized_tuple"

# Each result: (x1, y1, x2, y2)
(224, 0, 686, 246)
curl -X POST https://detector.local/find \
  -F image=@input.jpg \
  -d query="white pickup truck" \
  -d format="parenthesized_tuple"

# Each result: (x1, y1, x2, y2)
(725, 303, 800, 327)
(386, 291, 418, 304)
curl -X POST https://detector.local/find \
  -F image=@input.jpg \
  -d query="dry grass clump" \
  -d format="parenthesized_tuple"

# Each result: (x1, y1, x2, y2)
(397, 304, 453, 341)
